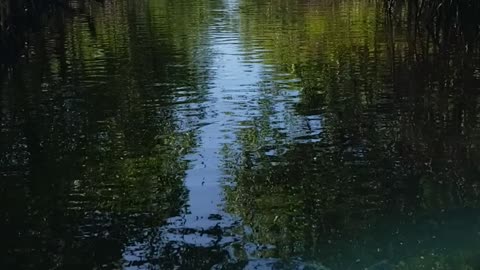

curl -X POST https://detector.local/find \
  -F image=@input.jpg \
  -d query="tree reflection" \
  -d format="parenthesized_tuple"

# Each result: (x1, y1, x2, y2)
(223, 0, 480, 268)
(2, 0, 480, 269)
(0, 0, 213, 268)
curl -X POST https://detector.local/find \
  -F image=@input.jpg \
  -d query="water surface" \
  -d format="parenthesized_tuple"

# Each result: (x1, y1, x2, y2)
(2, 0, 480, 269)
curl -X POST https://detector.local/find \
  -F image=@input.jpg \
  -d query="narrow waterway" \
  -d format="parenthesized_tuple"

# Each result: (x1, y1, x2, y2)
(2, 0, 480, 269)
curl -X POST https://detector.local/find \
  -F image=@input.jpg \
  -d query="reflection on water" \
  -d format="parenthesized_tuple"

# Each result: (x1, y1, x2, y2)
(1, 0, 480, 269)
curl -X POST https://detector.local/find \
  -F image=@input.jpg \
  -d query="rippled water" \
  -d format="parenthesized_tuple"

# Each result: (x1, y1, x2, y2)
(2, 0, 480, 269)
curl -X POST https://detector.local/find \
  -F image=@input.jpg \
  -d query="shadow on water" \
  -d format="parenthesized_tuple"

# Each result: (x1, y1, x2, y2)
(0, 0, 71, 68)
(1, 0, 209, 268)
(1, 0, 480, 269)
(385, 0, 480, 53)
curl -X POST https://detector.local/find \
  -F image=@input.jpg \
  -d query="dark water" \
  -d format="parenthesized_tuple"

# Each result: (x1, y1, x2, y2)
(2, 0, 480, 269)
